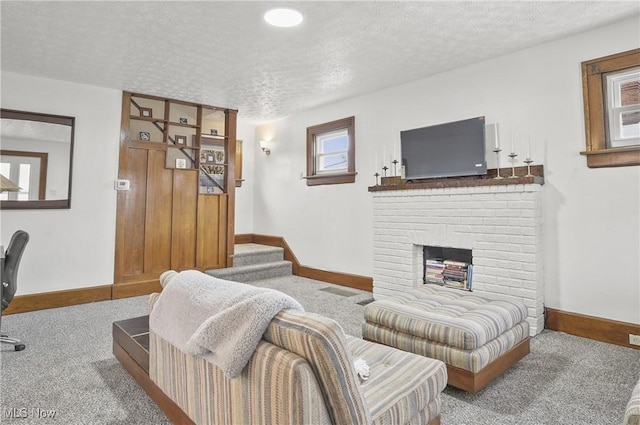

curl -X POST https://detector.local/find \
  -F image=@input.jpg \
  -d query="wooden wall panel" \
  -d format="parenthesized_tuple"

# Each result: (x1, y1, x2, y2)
(116, 93, 234, 287)
(196, 194, 219, 268)
(121, 148, 148, 277)
(218, 195, 228, 267)
(171, 170, 198, 270)
(144, 150, 173, 274)
(196, 194, 227, 270)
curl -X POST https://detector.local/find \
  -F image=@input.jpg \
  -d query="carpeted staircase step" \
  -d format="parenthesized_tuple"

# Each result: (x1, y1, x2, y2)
(205, 243, 292, 282)
(232, 243, 285, 267)
(205, 260, 293, 282)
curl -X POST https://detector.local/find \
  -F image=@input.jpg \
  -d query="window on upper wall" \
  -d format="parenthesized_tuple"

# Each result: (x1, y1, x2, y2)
(581, 48, 640, 168)
(306, 116, 356, 186)
(607, 68, 640, 148)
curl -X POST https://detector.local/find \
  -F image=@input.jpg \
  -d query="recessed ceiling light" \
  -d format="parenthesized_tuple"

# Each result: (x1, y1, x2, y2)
(264, 8, 303, 28)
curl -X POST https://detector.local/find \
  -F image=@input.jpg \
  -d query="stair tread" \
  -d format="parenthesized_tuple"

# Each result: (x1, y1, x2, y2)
(233, 243, 284, 256)
(212, 260, 290, 273)
(206, 260, 292, 283)
(231, 244, 285, 267)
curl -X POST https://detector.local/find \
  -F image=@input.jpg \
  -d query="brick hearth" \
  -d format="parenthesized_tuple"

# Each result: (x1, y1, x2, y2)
(372, 182, 544, 335)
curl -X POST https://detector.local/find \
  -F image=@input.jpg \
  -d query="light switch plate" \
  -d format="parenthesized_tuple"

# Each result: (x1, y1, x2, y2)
(114, 179, 130, 191)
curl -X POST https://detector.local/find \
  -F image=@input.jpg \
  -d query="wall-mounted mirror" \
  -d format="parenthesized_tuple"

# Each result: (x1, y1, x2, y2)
(0, 109, 75, 209)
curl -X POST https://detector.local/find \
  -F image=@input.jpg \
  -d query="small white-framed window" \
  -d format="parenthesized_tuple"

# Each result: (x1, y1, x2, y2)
(607, 67, 640, 148)
(306, 116, 356, 186)
(316, 128, 349, 174)
(581, 48, 640, 168)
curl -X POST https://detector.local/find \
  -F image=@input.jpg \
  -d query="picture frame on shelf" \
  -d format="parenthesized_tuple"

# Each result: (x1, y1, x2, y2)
(179, 117, 188, 124)
(139, 131, 151, 141)
(201, 148, 220, 164)
(140, 107, 152, 118)
(210, 129, 218, 136)
(175, 135, 187, 145)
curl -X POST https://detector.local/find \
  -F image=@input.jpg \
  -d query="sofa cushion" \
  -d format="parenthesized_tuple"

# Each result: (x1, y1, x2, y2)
(346, 336, 447, 425)
(263, 310, 371, 425)
(362, 321, 529, 373)
(364, 285, 528, 350)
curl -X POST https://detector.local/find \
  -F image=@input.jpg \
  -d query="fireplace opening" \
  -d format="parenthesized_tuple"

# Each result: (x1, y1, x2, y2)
(423, 246, 473, 291)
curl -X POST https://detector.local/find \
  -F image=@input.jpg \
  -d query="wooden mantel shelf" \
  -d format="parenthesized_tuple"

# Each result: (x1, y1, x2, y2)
(368, 165, 544, 192)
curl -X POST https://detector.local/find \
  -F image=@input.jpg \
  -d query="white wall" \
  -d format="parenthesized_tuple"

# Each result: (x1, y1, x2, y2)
(1, 72, 122, 294)
(254, 18, 640, 324)
(0, 73, 257, 295)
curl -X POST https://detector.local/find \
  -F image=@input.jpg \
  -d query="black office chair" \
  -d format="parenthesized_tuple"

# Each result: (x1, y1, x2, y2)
(1, 230, 29, 351)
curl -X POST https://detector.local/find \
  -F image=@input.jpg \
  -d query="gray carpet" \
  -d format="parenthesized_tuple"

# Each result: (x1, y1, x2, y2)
(1, 275, 638, 424)
(0, 295, 169, 424)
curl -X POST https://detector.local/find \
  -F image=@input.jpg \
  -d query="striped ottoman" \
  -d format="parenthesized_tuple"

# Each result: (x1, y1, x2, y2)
(363, 284, 530, 393)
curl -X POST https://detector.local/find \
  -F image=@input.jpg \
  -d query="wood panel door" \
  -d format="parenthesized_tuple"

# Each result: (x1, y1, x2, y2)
(114, 92, 236, 289)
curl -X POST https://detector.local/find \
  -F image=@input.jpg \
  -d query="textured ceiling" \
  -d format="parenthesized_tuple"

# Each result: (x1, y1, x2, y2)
(1, 1, 639, 124)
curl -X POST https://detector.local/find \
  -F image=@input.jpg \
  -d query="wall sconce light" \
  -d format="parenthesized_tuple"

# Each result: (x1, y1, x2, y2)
(259, 140, 271, 155)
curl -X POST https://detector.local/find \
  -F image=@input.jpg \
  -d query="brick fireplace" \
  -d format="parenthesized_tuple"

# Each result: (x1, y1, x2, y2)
(371, 176, 544, 335)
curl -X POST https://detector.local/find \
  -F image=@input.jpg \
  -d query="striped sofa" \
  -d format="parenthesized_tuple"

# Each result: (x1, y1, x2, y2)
(625, 378, 640, 425)
(363, 284, 530, 393)
(148, 296, 447, 425)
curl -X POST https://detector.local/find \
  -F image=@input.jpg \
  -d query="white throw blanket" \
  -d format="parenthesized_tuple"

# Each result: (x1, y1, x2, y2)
(149, 270, 304, 378)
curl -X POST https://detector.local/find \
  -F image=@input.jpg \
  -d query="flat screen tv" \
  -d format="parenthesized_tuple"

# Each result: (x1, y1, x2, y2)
(401, 116, 487, 180)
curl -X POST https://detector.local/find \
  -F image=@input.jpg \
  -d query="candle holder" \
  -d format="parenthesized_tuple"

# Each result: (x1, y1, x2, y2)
(492, 148, 503, 179)
(392, 159, 398, 177)
(523, 158, 533, 177)
(374, 172, 380, 186)
(382, 166, 389, 178)
(508, 152, 518, 178)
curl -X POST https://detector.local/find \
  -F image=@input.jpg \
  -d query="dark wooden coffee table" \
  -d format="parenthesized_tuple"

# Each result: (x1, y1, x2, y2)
(113, 315, 150, 373)
(112, 315, 194, 424)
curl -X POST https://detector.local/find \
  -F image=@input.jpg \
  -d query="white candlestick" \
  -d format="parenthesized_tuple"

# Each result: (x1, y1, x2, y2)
(495, 124, 500, 149)
(527, 138, 532, 158)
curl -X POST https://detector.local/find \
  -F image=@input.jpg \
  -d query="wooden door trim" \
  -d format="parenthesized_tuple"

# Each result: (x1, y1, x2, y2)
(114, 92, 132, 284)
(224, 110, 237, 267)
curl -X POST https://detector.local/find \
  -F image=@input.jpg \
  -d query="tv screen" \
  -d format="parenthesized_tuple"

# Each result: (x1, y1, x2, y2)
(401, 116, 487, 180)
